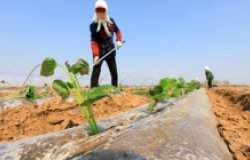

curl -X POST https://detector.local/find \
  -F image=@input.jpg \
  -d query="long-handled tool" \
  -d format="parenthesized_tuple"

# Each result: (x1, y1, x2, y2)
(92, 40, 125, 67)
(77, 40, 126, 79)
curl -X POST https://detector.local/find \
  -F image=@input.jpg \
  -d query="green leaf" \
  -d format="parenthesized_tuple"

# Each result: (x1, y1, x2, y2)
(159, 78, 177, 89)
(139, 77, 201, 104)
(77, 59, 89, 74)
(184, 86, 192, 93)
(149, 86, 163, 96)
(148, 101, 157, 111)
(93, 85, 119, 93)
(177, 77, 186, 88)
(88, 85, 120, 96)
(185, 80, 201, 92)
(52, 80, 70, 99)
(21, 85, 37, 101)
(87, 91, 110, 104)
(66, 82, 74, 89)
(40, 57, 57, 77)
(190, 80, 201, 89)
(70, 63, 83, 74)
(154, 92, 170, 101)
(70, 59, 89, 76)
(85, 85, 117, 104)
(173, 89, 181, 97)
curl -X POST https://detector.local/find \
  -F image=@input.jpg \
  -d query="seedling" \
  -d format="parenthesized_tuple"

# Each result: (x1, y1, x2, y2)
(0, 85, 51, 101)
(40, 57, 116, 135)
(143, 77, 201, 111)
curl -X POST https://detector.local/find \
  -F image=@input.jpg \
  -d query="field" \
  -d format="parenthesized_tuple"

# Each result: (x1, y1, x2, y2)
(0, 84, 249, 160)
(0, 87, 149, 143)
(207, 86, 250, 160)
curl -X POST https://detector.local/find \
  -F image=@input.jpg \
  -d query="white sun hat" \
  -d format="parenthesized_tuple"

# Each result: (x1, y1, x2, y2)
(95, 0, 108, 11)
(93, 0, 112, 36)
(205, 66, 210, 71)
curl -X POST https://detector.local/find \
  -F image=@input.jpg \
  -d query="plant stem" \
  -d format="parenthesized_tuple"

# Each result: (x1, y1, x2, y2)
(22, 64, 42, 87)
(68, 71, 100, 134)
(87, 105, 99, 133)
(80, 104, 100, 134)
(59, 63, 99, 134)
(0, 93, 23, 101)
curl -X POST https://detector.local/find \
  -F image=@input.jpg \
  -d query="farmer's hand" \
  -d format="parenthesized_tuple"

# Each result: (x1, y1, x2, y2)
(94, 56, 100, 65)
(116, 41, 122, 49)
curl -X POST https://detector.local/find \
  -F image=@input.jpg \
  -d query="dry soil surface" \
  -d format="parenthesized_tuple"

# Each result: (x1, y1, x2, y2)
(0, 88, 149, 144)
(207, 86, 250, 160)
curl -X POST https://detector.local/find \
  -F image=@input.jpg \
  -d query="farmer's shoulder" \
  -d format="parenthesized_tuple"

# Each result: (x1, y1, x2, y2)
(110, 17, 116, 23)
(90, 21, 97, 27)
(90, 22, 97, 31)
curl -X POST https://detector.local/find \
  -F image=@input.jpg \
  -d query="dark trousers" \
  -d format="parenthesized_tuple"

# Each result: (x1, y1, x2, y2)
(207, 80, 213, 88)
(91, 56, 118, 88)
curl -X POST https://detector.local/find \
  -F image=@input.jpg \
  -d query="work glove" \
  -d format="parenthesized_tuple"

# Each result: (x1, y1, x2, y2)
(116, 41, 122, 49)
(94, 56, 100, 65)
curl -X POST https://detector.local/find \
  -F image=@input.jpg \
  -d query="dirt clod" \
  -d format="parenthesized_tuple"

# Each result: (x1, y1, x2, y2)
(64, 120, 79, 129)
(243, 102, 250, 111)
(49, 119, 65, 125)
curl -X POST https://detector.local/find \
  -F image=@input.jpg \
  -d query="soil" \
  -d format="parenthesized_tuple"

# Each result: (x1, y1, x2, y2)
(207, 86, 250, 160)
(0, 88, 149, 144)
(0, 86, 24, 97)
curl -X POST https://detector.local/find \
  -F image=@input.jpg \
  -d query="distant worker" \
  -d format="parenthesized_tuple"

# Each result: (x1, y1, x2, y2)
(205, 66, 214, 88)
(90, 0, 123, 88)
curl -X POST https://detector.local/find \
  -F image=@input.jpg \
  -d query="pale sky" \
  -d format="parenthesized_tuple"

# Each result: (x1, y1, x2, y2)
(0, 0, 250, 85)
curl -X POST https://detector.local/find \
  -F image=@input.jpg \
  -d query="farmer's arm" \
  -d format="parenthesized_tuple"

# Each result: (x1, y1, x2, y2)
(90, 24, 100, 57)
(111, 18, 122, 41)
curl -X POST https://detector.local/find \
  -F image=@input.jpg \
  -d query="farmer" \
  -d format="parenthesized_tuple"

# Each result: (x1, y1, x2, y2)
(205, 66, 214, 88)
(90, 0, 123, 88)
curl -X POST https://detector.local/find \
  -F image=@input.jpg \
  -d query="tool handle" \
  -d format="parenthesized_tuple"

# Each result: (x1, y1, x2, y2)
(92, 40, 126, 68)
(77, 40, 126, 79)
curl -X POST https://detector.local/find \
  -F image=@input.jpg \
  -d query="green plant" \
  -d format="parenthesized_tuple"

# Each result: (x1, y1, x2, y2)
(185, 80, 201, 91)
(132, 88, 151, 97)
(20, 85, 36, 101)
(147, 85, 164, 111)
(0, 80, 6, 84)
(118, 83, 128, 92)
(144, 77, 201, 111)
(0, 85, 51, 101)
(40, 57, 116, 135)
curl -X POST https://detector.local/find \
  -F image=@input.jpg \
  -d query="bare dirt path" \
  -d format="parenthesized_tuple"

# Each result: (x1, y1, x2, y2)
(207, 87, 250, 160)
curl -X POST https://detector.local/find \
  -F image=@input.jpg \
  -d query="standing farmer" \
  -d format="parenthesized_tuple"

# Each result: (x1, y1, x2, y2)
(90, 0, 123, 88)
(205, 66, 214, 88)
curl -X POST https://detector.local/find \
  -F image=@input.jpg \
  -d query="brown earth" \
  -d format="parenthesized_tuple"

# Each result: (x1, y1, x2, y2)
(0, 88, 149, 144)
(207, 86, 250, 160)
(0, 86, 25, 97)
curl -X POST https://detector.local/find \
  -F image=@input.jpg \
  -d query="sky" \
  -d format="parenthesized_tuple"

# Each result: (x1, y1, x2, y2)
(0, 0, 250, 85)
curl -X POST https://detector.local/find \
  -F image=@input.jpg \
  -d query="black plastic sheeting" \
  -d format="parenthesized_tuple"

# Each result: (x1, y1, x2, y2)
(0, 89, 232, 160)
